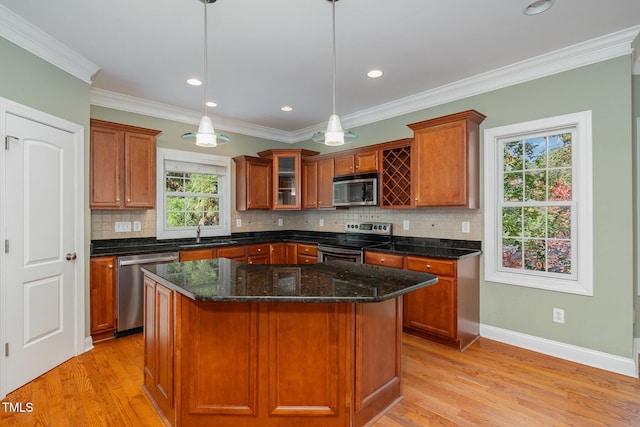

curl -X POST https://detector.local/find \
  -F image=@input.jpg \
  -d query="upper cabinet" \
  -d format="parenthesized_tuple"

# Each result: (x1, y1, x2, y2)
(380, 139, 413, 209)
(90, 119, 161, 210)
(233, 155, 272, 210)
(258, 149, 319, 210)
(303, 157, 335, 210)
(408, 110, 485, 208)
(334, 149, 378, 176)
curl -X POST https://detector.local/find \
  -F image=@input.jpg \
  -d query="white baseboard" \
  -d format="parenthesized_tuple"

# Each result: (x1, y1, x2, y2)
(480, 324, 638, 378)
(84, 336, 94, 353)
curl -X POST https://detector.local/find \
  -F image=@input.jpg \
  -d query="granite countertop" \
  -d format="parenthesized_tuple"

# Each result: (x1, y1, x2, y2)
(142, 259, 438, 303)
(91, 230, 481, 260)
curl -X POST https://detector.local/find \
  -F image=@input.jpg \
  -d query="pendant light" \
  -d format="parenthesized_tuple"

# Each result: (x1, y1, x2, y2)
(182, 0, 229, 147)
(312, 0, 357, 146)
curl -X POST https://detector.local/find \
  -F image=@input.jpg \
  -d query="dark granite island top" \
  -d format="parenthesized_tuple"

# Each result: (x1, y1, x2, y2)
(141, 258, 438, 303)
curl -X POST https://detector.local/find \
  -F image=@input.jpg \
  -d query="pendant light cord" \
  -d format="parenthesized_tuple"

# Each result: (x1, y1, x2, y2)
(203, 0, 209, 117)
(331, 0, 336, 116)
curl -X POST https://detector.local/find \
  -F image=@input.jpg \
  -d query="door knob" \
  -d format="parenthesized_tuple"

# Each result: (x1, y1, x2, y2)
(66, 252, 77, 261)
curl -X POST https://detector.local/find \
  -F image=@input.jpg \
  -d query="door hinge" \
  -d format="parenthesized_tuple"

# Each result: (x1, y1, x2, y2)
(5, 135, 19, 150)
(4, 240, 8, 253)
(4, 343, 8, 357)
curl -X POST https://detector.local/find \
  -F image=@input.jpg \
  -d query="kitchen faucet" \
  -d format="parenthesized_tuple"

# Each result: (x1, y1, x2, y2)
(196, 223, 201, 243)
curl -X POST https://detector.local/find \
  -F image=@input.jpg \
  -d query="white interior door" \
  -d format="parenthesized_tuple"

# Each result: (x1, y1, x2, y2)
(3, 111, 79, 394)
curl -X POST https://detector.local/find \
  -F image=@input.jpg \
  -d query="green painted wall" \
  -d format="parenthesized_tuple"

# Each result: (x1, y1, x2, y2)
(0, 37, 92, 336)
(633, 74, 639, 339)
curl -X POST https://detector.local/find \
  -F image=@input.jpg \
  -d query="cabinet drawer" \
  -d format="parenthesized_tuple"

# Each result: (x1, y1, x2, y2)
(365, 251, 404, 269)
(247, 243, 270, 256)
(297, 254, 317, 264)
(297, 244, 318, 257)
(218, 246, 246, 259)
(179, 249, 214, 261)
(406, 256, 455, 277)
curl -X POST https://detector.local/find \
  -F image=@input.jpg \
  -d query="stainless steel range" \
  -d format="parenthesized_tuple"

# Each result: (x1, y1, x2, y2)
(317, 222, 392, 263)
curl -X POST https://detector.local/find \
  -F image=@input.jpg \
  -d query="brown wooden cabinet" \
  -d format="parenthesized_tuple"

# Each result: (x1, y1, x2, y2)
(90, 119, 160, 210)
(90, 256, 117, 341)
(334, 150, 378, 176)
(233, 155, 272, 210)
(270, 242, 286, 264)
(247, 243, 270, 264)
(296, 243, 318, 264)
(303, 158, 335, 209)
(143, 275, 175, 424)
(403, 255, 479, 350)
(218, 245, 247, 262)
(179, 248, 216, 261)
(408, 110, 485, 208)
(380, 139, 413, 209)
(364, 251, 404, 269)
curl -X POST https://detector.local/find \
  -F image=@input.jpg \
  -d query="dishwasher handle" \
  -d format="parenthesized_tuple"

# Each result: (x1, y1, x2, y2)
(118, 255, 178, 266)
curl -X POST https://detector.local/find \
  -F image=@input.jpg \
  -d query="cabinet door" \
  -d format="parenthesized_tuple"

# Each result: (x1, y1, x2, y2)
(90, 256, 117, 337)
(355, 150, 378, 173)
(90, 127, 122, 209)
(218, 245, 247, 262)
(270, 243, 286, 264)
(403, 276, 456, 340)
(334, 155, 355, 176)
(124, 132, 156, 209)
(285, 243, 298, 264)
(302, 161, 318, 209)
(364, 251, 404, 269)
(317, 158, 335, 208)
(247, 160, 272, 209)
(273, 152, 301, 210)
(179, 249, 215, 261)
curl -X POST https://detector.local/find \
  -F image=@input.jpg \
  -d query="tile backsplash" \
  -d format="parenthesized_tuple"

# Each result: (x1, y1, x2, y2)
(91, 207, 482, 241)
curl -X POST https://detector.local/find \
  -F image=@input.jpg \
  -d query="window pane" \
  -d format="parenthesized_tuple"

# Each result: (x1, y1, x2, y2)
(503, 173, 524, 202)
(502, 207, 522, 237)
(523, 207, 546, 238)
(166, 176, 184, 192)
(548, 206, 571, 238)
(504, 141, 523, 172)
(185, 212, 199, 227)
(548, 133, 572, 168)
(549, 169, 572, 201)
(203, 211, 219, 226)
(524, 171, 546, 201)
(524, 137, 547, 169)
(502, 239, 522, 269)
(167, 196, 185, 211)
(524, 239, 546, 272)
(547, 240, 572, 274)
(167, 211, 185, 228)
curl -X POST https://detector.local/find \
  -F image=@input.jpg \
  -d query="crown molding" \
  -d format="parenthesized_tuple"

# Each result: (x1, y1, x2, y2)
(90, 88, 295, 143)
(0, 4, 99, 84)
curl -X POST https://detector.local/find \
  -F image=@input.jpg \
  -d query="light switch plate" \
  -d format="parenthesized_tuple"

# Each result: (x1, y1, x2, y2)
(403, 220, 410, 230)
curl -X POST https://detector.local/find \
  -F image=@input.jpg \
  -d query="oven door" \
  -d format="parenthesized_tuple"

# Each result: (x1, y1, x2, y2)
(317, 245, 363, 263)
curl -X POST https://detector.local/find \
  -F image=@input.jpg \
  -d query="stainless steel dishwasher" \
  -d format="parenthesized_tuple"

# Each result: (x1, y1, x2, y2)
(116, 252, 179, 337)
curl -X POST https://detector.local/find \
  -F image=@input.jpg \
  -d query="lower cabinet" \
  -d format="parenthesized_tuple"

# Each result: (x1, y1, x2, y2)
(247, 243, 270, 264)
(179, 248, 216, 261)
(365, 250, 480, 351)
(296, 243, 318, 264)
(143, 276, 175, 425)
(217, 245, 247, 262)
(90, 256, 117, 341)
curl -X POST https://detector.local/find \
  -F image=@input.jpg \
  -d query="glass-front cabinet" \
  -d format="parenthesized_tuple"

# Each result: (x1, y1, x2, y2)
(257, 149, 319, 210)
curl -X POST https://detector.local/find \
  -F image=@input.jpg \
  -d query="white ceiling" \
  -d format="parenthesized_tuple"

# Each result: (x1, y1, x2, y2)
(1, 0, 639, 142)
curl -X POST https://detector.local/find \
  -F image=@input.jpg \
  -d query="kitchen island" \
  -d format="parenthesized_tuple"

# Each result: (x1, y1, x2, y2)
(141, 259, 437, 427)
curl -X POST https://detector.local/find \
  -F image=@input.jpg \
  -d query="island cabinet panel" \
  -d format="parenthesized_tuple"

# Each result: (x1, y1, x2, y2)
(143, 276, 175, 426)
(267, 303, 343, 417)
(182, 301, 259, 419)
(353, 298, 402, 426)
(408, 110, 485, 208)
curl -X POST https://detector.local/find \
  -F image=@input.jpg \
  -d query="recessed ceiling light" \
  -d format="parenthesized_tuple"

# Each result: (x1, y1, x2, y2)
(367, 69, 384, 78)
(523, 0, 554, 16)
(206, 101, 217, 107)
(187, 78, 202, 86)
(281, 106, 293, 112)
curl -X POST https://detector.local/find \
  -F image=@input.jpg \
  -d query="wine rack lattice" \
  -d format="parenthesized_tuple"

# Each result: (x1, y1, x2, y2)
(381, 146, 412, 208)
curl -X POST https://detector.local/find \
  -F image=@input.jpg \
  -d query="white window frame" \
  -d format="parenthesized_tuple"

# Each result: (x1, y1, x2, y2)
(484, 111, 593, 296)
(156, 147, 231, 239)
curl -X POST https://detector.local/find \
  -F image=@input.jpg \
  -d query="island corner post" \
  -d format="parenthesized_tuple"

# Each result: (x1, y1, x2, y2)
(141, 260, 437, 427)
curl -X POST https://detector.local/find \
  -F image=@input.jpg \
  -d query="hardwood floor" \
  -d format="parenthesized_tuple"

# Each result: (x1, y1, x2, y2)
(2, 332, 640, 426)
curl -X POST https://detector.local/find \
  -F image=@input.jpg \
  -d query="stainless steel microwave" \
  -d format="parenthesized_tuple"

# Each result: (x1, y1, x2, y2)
(332, 173, 378, 206)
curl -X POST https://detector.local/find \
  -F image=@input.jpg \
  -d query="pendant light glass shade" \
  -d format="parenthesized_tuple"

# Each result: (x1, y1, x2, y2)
(182, 0, 229, 147)
(312, 0, 357, 146)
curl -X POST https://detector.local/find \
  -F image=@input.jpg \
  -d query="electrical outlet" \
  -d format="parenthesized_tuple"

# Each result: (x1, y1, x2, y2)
(553, 308, 565, 324)
(278, 218, 283, 227)
(133, 221, 141, 232)
(403, 220, 410, 230)
(462, 221, 470, 233)
(114, 221, 131, 232)
(319, 218, 324, 227)
(236, 218, 242, 228)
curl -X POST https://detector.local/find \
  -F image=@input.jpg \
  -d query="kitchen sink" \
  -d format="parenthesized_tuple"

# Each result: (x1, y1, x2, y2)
(179, 240, 238, 249)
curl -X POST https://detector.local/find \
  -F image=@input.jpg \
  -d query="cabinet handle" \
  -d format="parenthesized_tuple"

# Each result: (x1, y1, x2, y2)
(257, 248, 262, 252)
(425, 264, 431, 270)
(116, 197, 120, 202)
(108, 264, 113, 268)
(355, 165, 359, 169)
(380, 259, 385, 263)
